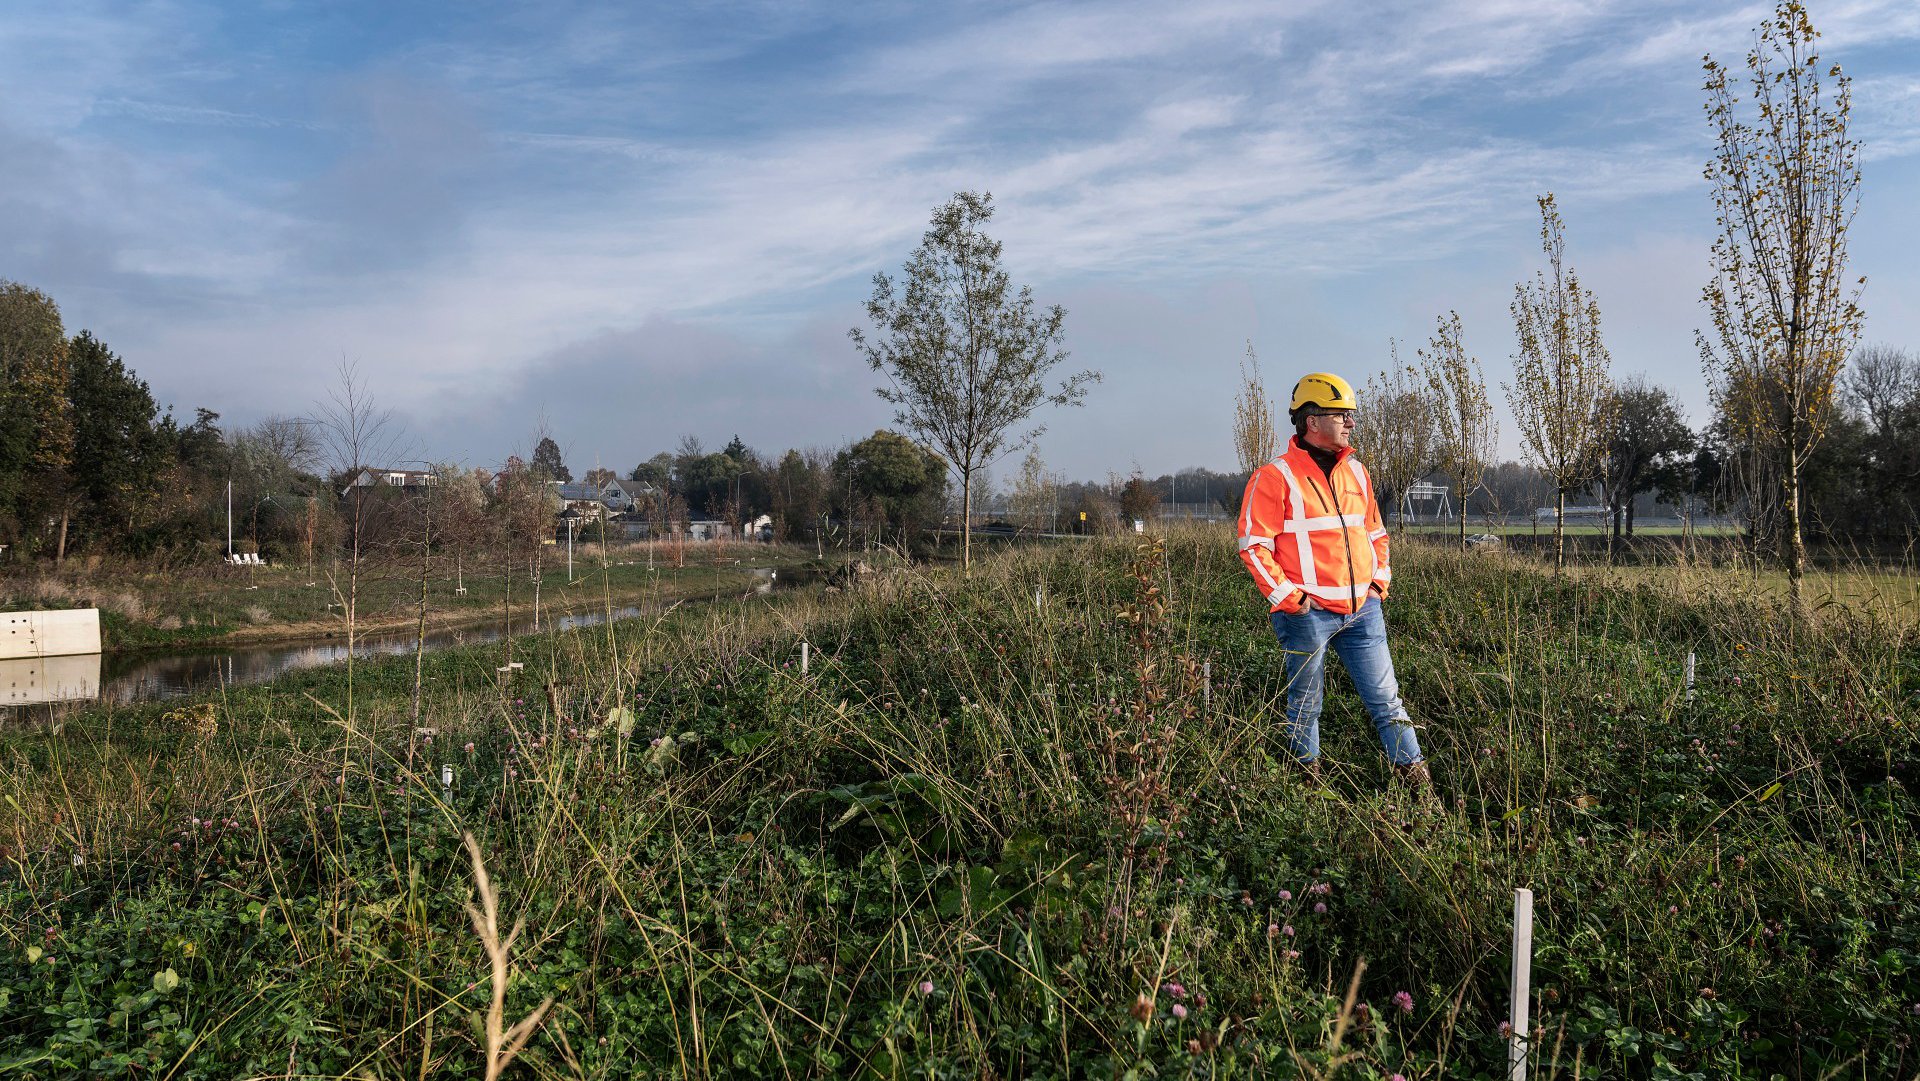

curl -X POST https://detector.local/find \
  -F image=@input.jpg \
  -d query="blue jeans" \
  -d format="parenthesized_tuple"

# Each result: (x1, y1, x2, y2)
(1269, 598, 1423, 766)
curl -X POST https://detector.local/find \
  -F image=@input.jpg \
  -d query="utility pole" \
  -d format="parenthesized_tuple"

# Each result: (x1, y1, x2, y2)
(226, 480, 233, 558)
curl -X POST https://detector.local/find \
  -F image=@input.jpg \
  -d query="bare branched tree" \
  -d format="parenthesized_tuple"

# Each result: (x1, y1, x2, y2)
(246, 415, 321, 473)
(1361, 342, 1436, 529)
(1505, 194, 1615, 572)
(310, 361, 403, 708)
(1700, 0, 1865, 613)
(1418, 312, 1497, 550)
(1844, 343, 1916, 437)
(1233, 341, 1279, 472)
(851, 191, 1100, 571)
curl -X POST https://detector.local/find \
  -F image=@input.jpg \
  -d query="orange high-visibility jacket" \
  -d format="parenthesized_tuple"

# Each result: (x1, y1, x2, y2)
(1238, 437, 1391, 615)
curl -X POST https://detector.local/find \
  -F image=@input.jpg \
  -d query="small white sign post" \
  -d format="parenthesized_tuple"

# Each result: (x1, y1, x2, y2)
(440, 764, 453, 799)
(1684, 652, 1697, 703)
(800, 641, 810, 675)
(1510, 887, 1534, 1081)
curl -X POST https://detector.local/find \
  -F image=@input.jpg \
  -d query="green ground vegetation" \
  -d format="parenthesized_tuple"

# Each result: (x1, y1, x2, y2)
(1, 529, 1916, 1078)
(0, 542, 827, 649)
(1397, 523, 1742, 538)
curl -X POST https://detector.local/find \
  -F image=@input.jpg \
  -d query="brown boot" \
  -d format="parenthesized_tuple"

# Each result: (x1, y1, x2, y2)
(1299, 757, 1323, 784)
(1393, 760, 1432, 788)
(1393, 760, 1440, 813)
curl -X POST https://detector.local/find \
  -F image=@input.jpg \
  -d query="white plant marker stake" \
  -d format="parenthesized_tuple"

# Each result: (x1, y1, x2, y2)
(1684, 652, 1697, 703)
(1035, 587, 1043, 612)
(1202, 661, 1212, 711)
(800, 641, 810, 675)
(441, 764, 453, 799)
(1510, 887, 1534, 1081)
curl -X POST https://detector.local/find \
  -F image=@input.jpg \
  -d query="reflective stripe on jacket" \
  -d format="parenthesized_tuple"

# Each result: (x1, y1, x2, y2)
(1237, 437, 1392, 615)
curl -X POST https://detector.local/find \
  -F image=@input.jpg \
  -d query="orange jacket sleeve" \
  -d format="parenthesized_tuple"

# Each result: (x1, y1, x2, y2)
(1238, 465, 1305, 614)
(1360, 463, 1391, 597)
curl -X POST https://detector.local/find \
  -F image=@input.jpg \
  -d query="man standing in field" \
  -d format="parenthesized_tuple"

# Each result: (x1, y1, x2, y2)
(1237, 372, 1432, 788)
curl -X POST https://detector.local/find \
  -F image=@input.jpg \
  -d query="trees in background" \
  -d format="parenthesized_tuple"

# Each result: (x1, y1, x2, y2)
(1700, 0, 1864, 611)
(0, 282, 74, 558)
(1008, 449, 1061, 533)
(1599, 379, 1696, 548)
(629, 453, 674, 489)
(833, 430, 947, 549)
(1842, 345, 1920, 534)
(1505, 194, 1614, 571)
(1419, 312, 1497, 549)
(852, 191, 1098, 571)
(530, 436, 571, 483)
(1118, 474, 1159, 526)
(770, 449, 830, 544)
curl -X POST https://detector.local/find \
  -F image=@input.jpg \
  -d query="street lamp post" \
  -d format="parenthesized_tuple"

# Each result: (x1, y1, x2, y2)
(559, 508, 581, 582)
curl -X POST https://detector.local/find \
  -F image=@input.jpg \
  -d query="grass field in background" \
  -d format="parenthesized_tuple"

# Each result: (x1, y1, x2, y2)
(1398, 522, 1743, 537)
(0, 542, 825, 649)
(2, 528, 1915, 1077)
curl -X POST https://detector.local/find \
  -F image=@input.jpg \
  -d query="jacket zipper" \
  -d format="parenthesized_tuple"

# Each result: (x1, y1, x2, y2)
(1305, 468, 1360, 612)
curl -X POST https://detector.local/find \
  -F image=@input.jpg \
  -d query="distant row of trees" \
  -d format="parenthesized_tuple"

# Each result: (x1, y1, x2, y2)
(0, 281, 236, 563)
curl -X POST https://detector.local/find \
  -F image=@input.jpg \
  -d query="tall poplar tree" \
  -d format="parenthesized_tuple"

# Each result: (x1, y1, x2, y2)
(1418, 312, 1496, 551)
(1700, 0, 1864, 613)
(1505, 195, 1614, 572)
(1232, 342, 1279, 472)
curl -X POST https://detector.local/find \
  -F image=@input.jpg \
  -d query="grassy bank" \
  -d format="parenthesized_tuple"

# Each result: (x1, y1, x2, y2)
(2, 529, 1916, 1078)
(0, 542, 827, 650)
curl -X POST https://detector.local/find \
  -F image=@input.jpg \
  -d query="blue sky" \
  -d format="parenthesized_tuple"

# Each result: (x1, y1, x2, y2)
(4, 0, 1919, 482)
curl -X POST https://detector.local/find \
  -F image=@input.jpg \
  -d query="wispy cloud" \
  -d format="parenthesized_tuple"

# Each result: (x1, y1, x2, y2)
(2, 0, 1917, 475)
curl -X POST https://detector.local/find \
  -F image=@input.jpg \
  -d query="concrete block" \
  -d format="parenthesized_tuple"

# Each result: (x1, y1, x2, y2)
(0, 608, 103, 659)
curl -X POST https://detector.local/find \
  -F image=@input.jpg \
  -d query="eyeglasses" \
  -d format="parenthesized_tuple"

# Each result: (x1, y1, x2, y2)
(1304, 410, 1357, 425)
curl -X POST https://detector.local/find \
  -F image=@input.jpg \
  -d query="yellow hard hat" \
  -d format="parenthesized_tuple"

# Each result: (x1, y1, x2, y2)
(1289, 372, 1357, 413)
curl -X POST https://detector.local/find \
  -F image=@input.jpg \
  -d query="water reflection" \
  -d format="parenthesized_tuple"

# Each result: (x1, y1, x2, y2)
(94, 604, 651, 705)
(0, 653, 101, 705)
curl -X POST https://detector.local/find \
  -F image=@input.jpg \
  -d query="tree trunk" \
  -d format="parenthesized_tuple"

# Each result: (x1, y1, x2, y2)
(55, 507, 69, 567)
(1553, 489, 1566, 573)
(1457, 487, 1467, 551)
(1785, 457, 1808, 615)
(347, 524, 359, 717)
(412, 490, 431, 725)
(961, 466, 974, 573)
(1626, 498, 1637, 538)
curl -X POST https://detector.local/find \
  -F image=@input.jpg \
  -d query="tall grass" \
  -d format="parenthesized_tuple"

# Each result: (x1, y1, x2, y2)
(1, 527, 1915, 1078)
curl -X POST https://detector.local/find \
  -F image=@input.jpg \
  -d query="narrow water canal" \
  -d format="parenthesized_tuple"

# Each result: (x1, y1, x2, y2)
(3, 566, 803, 714)
(99, 603, 651, 703)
